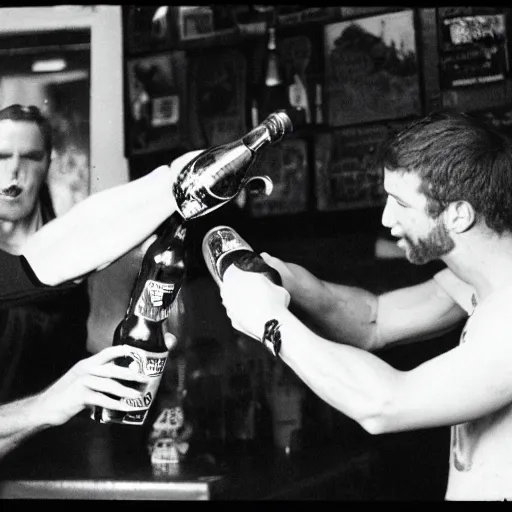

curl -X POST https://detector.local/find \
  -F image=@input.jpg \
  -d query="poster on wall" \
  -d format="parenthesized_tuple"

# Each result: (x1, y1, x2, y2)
(278, 33, 325, 128)
(437, 12, 509, 89)
(314, 120, 411, 211)
(469, 104, 512, 136)
(125, 51, 188, 156)
(124, 6, 176, 55)
(277, 6, 341, 26)
(187, 49, 247, 148)
(324, 9, 422, 127)
(248, 138, 309, 217)
(45, 79, 90, 216)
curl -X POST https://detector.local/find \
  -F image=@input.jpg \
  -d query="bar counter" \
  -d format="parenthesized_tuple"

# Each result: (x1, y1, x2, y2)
(0, 412, 380, 500)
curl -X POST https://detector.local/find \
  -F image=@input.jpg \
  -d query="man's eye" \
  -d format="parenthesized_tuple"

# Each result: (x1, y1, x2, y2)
(390, 197, 408, 208)
(21, 154, 44, 162)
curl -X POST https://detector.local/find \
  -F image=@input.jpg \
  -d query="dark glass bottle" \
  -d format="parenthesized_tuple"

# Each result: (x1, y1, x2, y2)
(224, 341, 255, 456)
(201, 225, 282, 287)
(182, 335, 227, 459)
(271, 358, 304, 456)
(202, 226, 281, 457)
(91, 212, 187, 426)
(224, 333, 274, 458)
(172, 110, 292, 221)
(257, 23, 290, 125)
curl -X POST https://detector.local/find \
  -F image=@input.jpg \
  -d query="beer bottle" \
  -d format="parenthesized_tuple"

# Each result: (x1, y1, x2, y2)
(201, 225, 282, 288)
(172, 110, 293, 221)
(91, 212, 187, 425)
(257, 18, 290, 125)
(203, 226, 280, 455)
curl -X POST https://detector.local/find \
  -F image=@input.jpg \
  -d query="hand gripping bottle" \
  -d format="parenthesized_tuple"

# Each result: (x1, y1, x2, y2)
(173, 110, 292, 221)
(202, 225, 287, 357)
(201, 225, 282, 287)
(91, 213, 187, 425)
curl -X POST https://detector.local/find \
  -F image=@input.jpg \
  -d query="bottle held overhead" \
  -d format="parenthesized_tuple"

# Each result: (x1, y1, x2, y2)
(173, 110, 293, 221)
(91, 213, 187, 426)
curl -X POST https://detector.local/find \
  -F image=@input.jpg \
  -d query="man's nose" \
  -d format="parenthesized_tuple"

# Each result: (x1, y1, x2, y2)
(381, 198, 394, 228)
(6, 153, 21, 179)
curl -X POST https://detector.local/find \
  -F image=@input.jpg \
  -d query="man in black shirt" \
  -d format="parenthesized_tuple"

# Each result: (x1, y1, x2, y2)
(0, 104, 200, 458)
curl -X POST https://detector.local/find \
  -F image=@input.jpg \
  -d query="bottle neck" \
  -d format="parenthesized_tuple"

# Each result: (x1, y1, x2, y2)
(156, 212, 187, 244)
(115, 313, 167, 352)
(242, 124, 273, 153)
(129, 309, 164, 324)
(126, 213, 186, 322)
(127, 281, 181, 323)
(242, 111, 291, 152)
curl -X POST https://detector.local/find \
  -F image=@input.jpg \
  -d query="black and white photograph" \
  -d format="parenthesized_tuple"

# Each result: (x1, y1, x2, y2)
(1, 4, 512, 503)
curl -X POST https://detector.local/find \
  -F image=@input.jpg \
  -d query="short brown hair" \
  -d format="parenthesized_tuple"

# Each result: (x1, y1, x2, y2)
(0, 104, 53, 155)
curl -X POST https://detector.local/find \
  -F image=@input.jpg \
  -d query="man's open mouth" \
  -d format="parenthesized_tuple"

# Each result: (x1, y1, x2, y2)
(0, 185, 22, 198)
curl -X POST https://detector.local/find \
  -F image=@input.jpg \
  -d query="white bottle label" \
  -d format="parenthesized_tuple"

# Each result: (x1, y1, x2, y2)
(135, 279, 175, 321)
(118, 347, 168, 425)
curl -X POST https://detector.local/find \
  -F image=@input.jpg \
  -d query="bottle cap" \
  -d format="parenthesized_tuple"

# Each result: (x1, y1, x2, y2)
(202, 225, 253, 287)
(262, 110, 293, 141)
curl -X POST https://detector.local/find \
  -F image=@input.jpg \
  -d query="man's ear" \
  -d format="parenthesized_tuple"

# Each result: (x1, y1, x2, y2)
(444, 200, 475, 234)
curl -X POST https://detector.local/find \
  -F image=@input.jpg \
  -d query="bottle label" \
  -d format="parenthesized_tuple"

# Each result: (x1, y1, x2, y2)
(101, 347, 168, 426)
(135, 280, 176, 322)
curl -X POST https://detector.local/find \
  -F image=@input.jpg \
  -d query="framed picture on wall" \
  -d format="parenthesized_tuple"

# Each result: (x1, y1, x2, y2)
(437, 12, 509, 88)
(278, 32, 326, 128)
(123, 6, 177, 55)
(314, 120, 412, 211)
(248, 138, 309, 217)
(324, 9, 422, 127)
(125, 51, 188, 156)
(277, 6, 341, 27)
(469, 104, 512, 136)
(187, 49, 247, 148)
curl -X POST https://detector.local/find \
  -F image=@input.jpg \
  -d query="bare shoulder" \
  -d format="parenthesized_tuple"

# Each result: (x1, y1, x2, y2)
(469, 285, 512, 344)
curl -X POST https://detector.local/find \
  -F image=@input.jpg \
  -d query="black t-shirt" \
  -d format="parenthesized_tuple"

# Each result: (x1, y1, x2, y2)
(0, 185, 90, 402)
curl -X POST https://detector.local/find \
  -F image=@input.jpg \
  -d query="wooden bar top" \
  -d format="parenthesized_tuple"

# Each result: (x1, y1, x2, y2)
(0, 412, 379, 500)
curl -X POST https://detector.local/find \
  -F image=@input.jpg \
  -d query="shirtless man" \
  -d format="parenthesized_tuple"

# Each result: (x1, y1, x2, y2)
(219, 110, 512, 500)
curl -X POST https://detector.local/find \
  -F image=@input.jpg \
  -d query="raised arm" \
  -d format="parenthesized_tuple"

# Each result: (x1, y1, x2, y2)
(219, 267, 512, 435)
(22, 151, 202, 286)
(261, 252, 467, 351)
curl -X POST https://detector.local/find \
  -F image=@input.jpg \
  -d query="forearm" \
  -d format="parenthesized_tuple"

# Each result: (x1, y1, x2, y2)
(0, 395, 52, 460)
(23, 165, 176, 285)
(276, 310, 402, 434)
(291, 276, 379, 350)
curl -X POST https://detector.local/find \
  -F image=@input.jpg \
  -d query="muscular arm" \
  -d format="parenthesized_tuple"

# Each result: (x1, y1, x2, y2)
(220, 268, 512, 435)
(22, 151, 201, 286)
(261, 253, 467, 351)
(278, 307, 512, 434)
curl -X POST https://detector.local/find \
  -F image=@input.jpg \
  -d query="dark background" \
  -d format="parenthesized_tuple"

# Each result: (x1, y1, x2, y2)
(114, 6, 511, 499)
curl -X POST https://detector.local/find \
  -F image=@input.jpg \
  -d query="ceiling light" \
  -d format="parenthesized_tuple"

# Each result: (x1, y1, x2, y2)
(32, 58, 67, 73)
